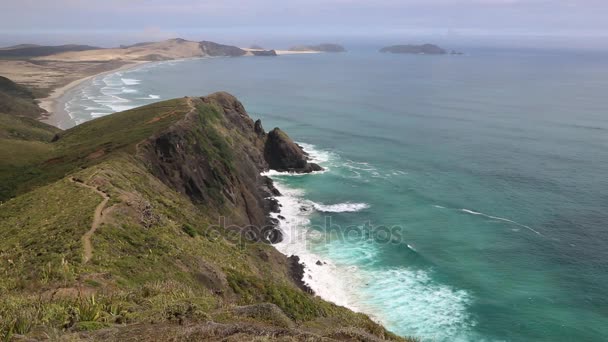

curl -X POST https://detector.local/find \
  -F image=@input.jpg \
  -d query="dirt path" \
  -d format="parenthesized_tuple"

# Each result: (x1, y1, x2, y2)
(70, 177, 109, 264)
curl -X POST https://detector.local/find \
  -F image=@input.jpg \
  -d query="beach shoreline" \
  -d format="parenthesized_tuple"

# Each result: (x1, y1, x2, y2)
(38, 61, 149, 129)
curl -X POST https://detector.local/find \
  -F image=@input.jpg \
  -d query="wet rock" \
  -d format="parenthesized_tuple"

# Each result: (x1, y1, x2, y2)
(288, 255, 314, 294)
(264, 127, 323, 173)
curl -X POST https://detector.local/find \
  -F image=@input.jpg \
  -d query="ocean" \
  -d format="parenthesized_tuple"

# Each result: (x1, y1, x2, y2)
(60, 48, 608, 341)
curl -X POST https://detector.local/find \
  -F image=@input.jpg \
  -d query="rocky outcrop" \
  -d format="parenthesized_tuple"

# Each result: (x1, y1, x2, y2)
(264, 128, 323, 173)
(138, 92, 320, 243)
(288, 255, 314, 294)
(380, 44, 447, 55)
(250, 49, 277, 56)
(199, 41, 247, 57)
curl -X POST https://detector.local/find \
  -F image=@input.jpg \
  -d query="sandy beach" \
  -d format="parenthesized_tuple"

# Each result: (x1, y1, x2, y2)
(38, 61, 148, 128)
(242, 48, 322, 55)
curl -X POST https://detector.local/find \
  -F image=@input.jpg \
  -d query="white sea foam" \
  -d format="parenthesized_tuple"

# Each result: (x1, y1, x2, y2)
(270, 181, 361, 309)
(311, 201, 370, 213)
(356, 268, 476, 341)
(121, 78, 141, 85)
(265, 142, 476, 341)
(298, 142, 334, 164)
(121, 87, 138, 94)
(107, 104, 137, 112)
(90, 112, 112, 118)
(271, 182, 475, 341)
(460, 208, 542, 236)
(261, 169, 327, 177)
(136, 94, 161, 100)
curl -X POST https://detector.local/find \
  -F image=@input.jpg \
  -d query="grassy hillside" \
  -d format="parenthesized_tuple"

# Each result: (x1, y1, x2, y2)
(0, 76, 44, 119)
(0, 89, 412, 340)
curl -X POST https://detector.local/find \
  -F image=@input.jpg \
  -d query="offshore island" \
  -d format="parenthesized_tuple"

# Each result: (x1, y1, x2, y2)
(380, 44, 462, 55)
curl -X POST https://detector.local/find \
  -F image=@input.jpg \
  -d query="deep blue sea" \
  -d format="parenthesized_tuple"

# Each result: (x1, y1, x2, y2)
(62, 48, 608, 341)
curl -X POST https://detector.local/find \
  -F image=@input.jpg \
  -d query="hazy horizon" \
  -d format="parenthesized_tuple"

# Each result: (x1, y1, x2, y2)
(1, 0, 608, 50)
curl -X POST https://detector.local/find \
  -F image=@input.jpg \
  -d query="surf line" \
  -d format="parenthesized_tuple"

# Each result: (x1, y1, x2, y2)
(460, 209, 543, 236)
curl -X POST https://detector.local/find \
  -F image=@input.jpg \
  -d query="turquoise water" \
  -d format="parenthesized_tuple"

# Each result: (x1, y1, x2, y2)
(65, 49, 608, 341)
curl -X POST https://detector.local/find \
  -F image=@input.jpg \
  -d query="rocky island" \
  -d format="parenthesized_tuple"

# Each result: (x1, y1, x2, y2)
(380, 44, 450, 55)
(0, 76, 410, 341)
(289, 43, 346, 53)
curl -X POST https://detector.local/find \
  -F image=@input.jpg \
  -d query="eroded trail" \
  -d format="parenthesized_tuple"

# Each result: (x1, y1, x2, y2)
(70, 177, 109, 264)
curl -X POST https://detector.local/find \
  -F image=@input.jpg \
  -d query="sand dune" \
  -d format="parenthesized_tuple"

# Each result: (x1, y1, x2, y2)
(35, 38, 205, 62)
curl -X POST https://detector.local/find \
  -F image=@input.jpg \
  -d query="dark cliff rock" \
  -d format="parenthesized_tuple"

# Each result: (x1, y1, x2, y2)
(380, 44, 447, 55)
(138, 92, 320, 243)
(250, 49, 277, 56)
(199, 41, 247, 57)
(288, 255, 314, 294)
(265, 128, 323, 173)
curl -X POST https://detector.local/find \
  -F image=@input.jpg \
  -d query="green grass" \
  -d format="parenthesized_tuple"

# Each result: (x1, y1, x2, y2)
(0, 76, 44, 119)
(0, 113, 59, 141)
(0, 98, 191, 201)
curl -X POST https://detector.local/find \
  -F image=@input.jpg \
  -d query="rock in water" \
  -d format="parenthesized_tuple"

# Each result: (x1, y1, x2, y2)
(264, 128, 323, 173)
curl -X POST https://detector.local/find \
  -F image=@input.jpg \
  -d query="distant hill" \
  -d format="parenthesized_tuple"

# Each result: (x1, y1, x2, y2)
(119, 41, 155, 49)
(289, 43, 346, 53)
(32, 38, 247, 62)
(380, 44, 447, 55)
(0, 44, 41, 50)
(0, 44, 100, 58)
(199, 41, 247, 57)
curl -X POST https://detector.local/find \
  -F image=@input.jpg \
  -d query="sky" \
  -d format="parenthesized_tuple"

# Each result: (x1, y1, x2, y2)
(1, 0, 607, 49)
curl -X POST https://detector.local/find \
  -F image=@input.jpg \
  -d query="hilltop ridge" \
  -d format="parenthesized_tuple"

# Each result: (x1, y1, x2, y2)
(32, 38, 246, 62)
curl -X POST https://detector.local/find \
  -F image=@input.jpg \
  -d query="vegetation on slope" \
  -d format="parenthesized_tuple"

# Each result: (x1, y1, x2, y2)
(0, 76, 45, 119)
(0, 86, 413, 340)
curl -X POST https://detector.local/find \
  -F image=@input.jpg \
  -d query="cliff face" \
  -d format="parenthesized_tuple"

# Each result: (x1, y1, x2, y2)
(138, 93, 321, 242)
(139, 93, 305, 242)
(199, 41, 247, 57)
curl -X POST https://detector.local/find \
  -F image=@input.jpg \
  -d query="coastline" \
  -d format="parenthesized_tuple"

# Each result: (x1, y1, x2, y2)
(38, 61, 149, 129)
(242, 48, 322, 55)
(35, 51, 321, 129)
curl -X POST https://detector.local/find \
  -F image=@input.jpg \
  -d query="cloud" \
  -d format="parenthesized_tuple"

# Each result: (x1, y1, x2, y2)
(1, 0, 607, 38)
